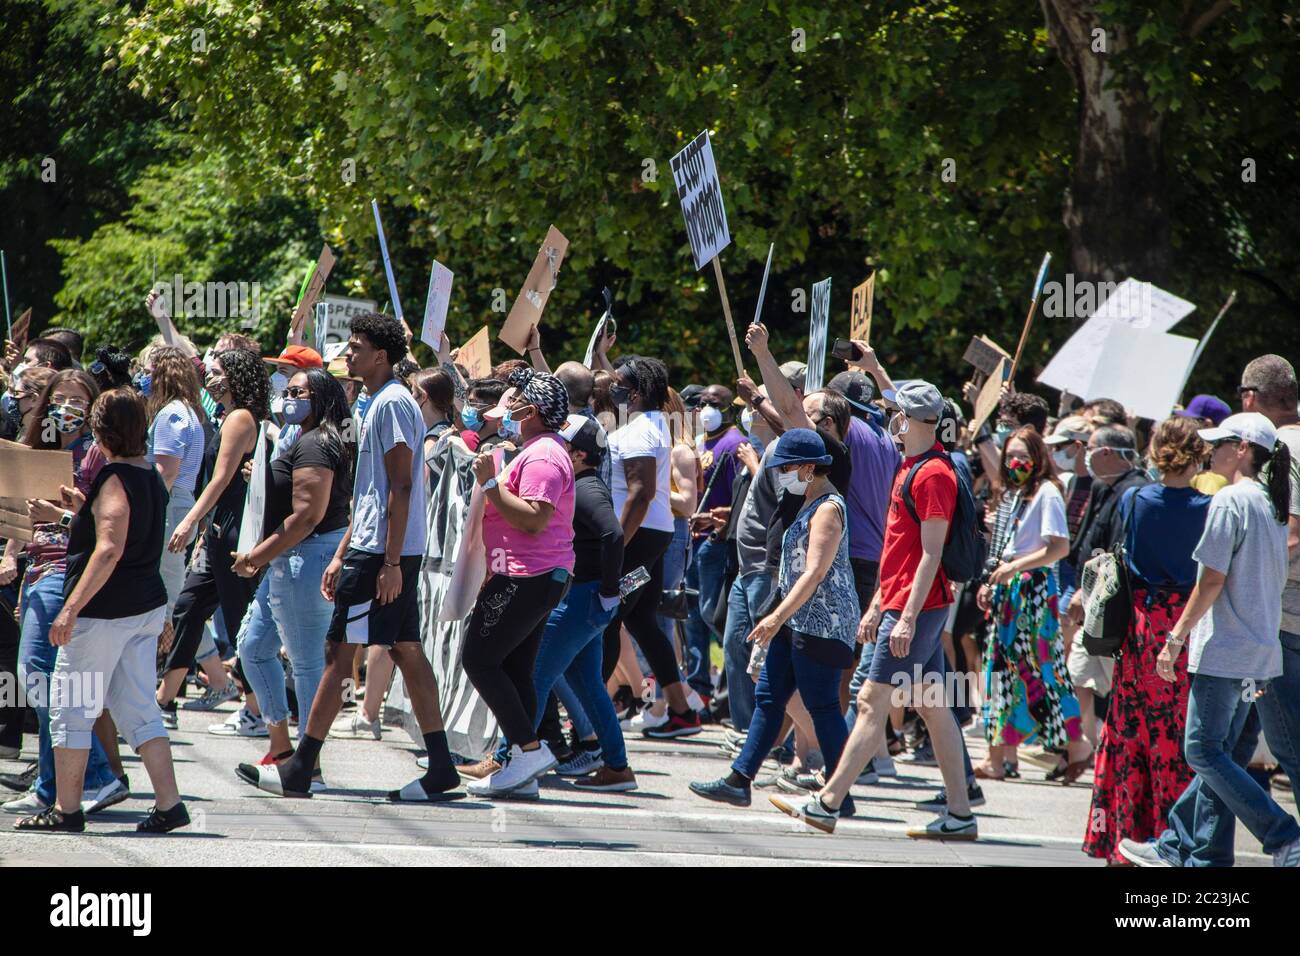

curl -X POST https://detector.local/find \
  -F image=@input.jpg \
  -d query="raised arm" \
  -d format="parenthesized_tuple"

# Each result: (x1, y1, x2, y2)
(744, 322, 814, 431)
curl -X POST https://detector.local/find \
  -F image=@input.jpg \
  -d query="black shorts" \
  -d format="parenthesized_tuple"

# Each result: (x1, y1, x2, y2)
(325, 549, 423, 647)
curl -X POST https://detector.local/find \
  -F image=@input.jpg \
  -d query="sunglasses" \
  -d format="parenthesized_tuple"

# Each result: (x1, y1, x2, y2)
(284, 386, 311, 399)
(1237, 385, 1259, 396)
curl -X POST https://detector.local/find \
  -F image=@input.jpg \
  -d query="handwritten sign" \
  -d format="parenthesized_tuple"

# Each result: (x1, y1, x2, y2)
(670, 130, 731, 271)
(420, 260, 454, 347)
(806, 277, 832, 392)
(850, 271, 875, 343)
(289, 244, 336, 341)
(970, 357, 1010, 436)
(459, 326, 492, 379)
(10, 308, 31, 350)
(962, 335, 1011, 378)
(501, 225, 569, 354)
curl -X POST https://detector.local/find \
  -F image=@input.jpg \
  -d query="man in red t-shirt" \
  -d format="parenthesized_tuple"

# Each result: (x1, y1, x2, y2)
(770, 381, 977, 840)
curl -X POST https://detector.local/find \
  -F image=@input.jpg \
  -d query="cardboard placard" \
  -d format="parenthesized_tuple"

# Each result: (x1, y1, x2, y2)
(806, 277, 832, 392)
(1082, 324, 1198, 421)
(371, 200, 405, 323)
(970, 357, 1009, 435)
(850, 271, 875, 343)
(962, 335, 1011, 378)
(11, 308, 32, 350)
(420, 260, 454, 347)
(458, 326, 492, 380)
(670, 130, 731, 271)
(236, 423, 270, 555)
(0, 438, 74, 543)
(501, 225, 569, 354)
(289, 244, 336, 341)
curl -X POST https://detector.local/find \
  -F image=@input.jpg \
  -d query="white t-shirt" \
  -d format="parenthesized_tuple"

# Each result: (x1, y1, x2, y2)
(1003, 481, 1069, 560)
(608, 410, 674, 533)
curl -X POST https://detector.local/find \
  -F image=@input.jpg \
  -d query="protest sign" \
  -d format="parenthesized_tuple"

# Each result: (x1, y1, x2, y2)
(11, 308, 31, 350)
(318, 295, 377, 352)
(1082, 324, 1198, 421)
(583, 288, 614, 369)
(501, 225, 569, 354)
(850, 270, 875, 343)
(371, 200, 406, 328)
(1008, 252, 1051, 381)
(421, 260, 454, 347)
(962, 335, 1011, 379)
(1, 250, 11, 340)
(459, 326, 492, 379)
(321, 341, 349, 363)
(970, 357, 1010, 436)
(236, 422, 270, 555)
(1038, 278, 1194, 395)
(289, 244, 336, 342)
(670, 130, 731, 271)
(806, 277, 831, 392)
(752, 244, 774, 327)
(0, 439, 73, 543)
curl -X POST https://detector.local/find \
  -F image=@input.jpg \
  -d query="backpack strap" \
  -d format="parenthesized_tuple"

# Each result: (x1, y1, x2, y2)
(900, 449, 949, 525)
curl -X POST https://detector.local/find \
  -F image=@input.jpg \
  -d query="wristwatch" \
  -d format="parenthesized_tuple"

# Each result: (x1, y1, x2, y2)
(481, 476, 498, 491)
(58, 511, 73, 529)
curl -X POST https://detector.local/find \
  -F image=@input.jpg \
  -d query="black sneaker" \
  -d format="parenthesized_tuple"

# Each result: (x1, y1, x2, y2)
(15, 806, 85, 832)
(914, 782, 986, 812)
(689, 777, 751, 807)
(0, 763, 38, 793)
(136, 802, 190, 833)
(643, 710, 702, 739)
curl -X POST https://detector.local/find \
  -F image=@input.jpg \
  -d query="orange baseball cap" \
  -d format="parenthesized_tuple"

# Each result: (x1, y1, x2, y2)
(264, 345, 324, 369)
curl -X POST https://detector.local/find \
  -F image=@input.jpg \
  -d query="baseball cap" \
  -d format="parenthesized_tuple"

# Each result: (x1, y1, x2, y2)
(1197, 412, 1277, 451)
(892, 381, 944, 422)
(778, 361, 808, 393)
(764, 428, 832, 469)
(264, 345, 324, 369)
(558, 413, 607, 466)
(1045, 414, 1093, 446)
(679, 384, 705, 409)
(826, 371, 875, 411)
(1177, 394, 1232, 426)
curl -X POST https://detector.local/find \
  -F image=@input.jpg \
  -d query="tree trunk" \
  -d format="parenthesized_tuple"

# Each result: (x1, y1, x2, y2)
(1041, 0, 1171, 285)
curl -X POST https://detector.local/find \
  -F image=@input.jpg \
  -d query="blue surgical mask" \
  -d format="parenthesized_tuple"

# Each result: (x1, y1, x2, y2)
(281, 397, 310, 425)
(461, 406, 483, 432)
(499, 409, 523, 440)
(133, 371, 152, 397)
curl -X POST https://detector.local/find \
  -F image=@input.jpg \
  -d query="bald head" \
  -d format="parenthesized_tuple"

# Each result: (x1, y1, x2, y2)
(555, 361, 595, 411)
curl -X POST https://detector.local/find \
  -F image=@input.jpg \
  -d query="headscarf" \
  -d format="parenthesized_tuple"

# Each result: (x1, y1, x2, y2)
(507, 367, 569, 431)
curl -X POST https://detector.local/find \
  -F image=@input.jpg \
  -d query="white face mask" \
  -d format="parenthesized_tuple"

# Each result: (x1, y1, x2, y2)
(776, 468, 810, 495)
(699, 405, 723, 433)
(1052, 447, 1076, 472)
(740, 408, 754, 433)
(888, 412, 909, 439)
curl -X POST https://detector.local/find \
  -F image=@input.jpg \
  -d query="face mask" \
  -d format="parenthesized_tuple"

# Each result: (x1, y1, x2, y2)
(699, 405, 723, 433)
(777, 469, 810, 495)
(1051, 447, 1076, 472)
(205, 376, 227, 399)
(1145, 464, 1161, 482)
(500, 406, 531, 440)
(1006, 456, 1034, 486)
(49, 405, 86, 434)
(10, 362, 29, 389)
(270, 371, 289, 394)
(740, 408, 754, 433)
(133, 371, 152, 397)
(0, 393, 19, 428)
(609, 385, 632, 408)
(1084, 448, 1100, 480)
(280, 397, 310, 425)
(888, 412, 910, 439)
(461, 406, 483, 431)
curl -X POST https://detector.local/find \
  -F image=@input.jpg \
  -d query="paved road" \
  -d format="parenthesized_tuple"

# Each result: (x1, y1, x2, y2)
(0, 704, 1278, 866)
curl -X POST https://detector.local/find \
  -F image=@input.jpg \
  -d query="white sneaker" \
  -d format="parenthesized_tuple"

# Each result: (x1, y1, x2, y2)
(467, 743, 556, 797)
(208, 707, 268, 737)
(3, 790, 49, 814)
(83, 777, 130, 814)
(328, 712, 382, 740)
(685, 689, 706, 713)
(1273, 836, 1300, 867)
(1118, 838, 1173, 867)
(906, 812, 978, 841)
(621, 708, 669, 732)
(872, 756, 897, 777)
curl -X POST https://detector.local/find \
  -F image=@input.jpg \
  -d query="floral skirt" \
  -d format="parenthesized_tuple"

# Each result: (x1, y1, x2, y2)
(983, 568, 1082, 749)
(1083, 588, 1193, 863)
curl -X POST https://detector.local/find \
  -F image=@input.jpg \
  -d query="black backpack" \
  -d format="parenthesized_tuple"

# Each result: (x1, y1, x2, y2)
(900, 450, 986, 584)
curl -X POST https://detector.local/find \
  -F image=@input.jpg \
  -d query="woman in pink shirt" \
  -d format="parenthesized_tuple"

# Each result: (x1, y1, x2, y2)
(463, 368, 577, 796)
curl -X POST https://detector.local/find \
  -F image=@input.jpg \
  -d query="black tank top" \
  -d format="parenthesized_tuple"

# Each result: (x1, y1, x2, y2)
(64, 462, 168, 619)
(208, 417, 255, 532)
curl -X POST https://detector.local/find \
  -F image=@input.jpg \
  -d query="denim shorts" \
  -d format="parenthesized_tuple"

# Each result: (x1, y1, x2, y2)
(866, 606, 949, 689)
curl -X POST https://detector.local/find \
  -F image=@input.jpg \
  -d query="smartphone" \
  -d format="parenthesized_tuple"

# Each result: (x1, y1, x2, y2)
(832, 338, 863, 361)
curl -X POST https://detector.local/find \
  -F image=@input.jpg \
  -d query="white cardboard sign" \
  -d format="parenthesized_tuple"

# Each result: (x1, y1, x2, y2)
(670, 130, 731, 271)
(1081, 324, 1198, 421)
(806, 277, 832, 392)
(420, 260, 454, 347)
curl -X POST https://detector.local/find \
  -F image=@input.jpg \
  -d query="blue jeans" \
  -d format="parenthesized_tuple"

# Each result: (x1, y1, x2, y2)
(495, 579, 628, 770)
(722, 571, 773, 733)
(236, 529, 343, 725)
(732, 628, 854, 814)
(18, 573, 115, 803)
(655, 515, 690, 650)
(553, 676, 594, 740)
(683, 535, 727, 697)
(1156, 673, 1300, 864)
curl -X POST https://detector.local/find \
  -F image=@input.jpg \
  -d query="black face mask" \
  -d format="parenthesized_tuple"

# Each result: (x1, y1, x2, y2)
(609, 385, 632, 407)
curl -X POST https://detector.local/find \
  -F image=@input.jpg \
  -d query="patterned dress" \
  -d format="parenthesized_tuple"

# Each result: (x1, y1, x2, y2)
(1083, 589, 1193, 863)
(984, 567, 1083, 748)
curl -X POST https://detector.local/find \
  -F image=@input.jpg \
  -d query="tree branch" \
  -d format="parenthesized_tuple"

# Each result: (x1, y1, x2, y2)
(1186, 1, 1232, 39)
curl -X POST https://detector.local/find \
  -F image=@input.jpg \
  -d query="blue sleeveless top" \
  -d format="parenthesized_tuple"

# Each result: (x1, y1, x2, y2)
(778, 492, 860, 653)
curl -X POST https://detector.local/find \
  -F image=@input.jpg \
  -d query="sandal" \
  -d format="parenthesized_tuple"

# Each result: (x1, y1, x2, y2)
(1002, 761, 1021, 779)
(1060, 754, 1094, 785)
(973, 763, 1005, 781)
(14, 806, 85, 832)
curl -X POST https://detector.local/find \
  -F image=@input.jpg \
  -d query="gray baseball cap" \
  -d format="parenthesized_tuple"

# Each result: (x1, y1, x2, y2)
(893, 380, 944, 422)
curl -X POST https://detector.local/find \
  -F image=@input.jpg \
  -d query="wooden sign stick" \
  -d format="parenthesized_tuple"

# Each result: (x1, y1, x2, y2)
(711, 255, 745, 381)
(1008, 252, 1051, 383)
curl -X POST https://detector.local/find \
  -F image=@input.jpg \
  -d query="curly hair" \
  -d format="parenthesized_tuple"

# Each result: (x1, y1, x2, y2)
(492, 358, 529, 381)
(214, 348, 270, 421)
(614, 354, 670, 411)
(349, 311, 408, 366)
(997, 391, 1050, 434)
(1151, 416, 1207, 476)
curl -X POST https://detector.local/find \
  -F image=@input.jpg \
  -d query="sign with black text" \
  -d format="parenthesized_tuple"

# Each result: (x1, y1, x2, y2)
(670, 130, 731, 271)
(806, 277, 831, 392)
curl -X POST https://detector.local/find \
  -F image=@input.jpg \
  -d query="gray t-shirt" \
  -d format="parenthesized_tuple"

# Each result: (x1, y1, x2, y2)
(1188, 480, 1288, 680)
(736, 444, 781, 577)
(1273, 425, 1300, 636)
(350, 378, 427, 556)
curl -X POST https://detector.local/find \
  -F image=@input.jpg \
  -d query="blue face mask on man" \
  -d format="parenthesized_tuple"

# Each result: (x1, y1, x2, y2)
(461, 405, 483, 432)
(280, 397, 310, 425)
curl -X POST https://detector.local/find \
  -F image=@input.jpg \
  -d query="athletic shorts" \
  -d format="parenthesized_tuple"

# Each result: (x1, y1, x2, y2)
(325, 549, 423, 647)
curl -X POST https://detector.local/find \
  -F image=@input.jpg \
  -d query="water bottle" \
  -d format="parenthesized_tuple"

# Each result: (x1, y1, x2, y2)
(619, 565, 651, 598)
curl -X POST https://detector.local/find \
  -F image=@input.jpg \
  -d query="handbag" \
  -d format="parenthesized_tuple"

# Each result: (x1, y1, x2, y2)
(1079, 488, 1137, 657)
(657, 586, 698, 620)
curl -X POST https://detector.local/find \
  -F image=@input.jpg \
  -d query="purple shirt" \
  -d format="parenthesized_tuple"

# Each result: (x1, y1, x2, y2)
(844, 416, 901, 562)
(699, 426, 746, 511)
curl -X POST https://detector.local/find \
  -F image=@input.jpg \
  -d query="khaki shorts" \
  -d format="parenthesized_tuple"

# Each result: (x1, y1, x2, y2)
(1066, 638, 1114, 695)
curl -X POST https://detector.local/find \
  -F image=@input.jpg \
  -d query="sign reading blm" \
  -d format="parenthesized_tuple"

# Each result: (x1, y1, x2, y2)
(670, 130, 731, 271)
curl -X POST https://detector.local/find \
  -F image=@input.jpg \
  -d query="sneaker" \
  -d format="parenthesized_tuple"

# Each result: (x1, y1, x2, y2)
(643, 710, 702, 739)
(1118, 838, 1173, 867)
(724, 728, 747, 746)
(621, 707, 668, 733)
(776, 771, 819, 793)
(688, 777, 751, 807)
(3, 790, 49, 814)
(182, 681, 240, 711)
(902, 742, 937, 767)
(555, 749, 604, 778)
(310, 770, 326, 794)
(685, 689, 711, 714)
(0, 763, 37, 793)
(208, 707, 267, 737)
(458, 756, 502, 781)
(915, 783, 986, 811)
(467, 743, 556, 797)
(871, 756, 897, 778)
(0, 744, 20, 760)
(136, 802, 190, 833)
(14, 806, 85, 833)
(573, 765, 638, 792)
(907, 812, 978, 841)
(1272, 837, 1300, 867)
(855, 767, 880, 785)
(494, 778, 540, 801)
(770, 794, 839, 834)
(329, 712, 383, 740)
(160, 707, 178, 731)
(83, 776, 130, 814)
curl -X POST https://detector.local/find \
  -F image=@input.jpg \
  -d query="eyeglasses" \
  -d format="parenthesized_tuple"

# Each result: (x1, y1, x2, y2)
(284, 386, 311, 399)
